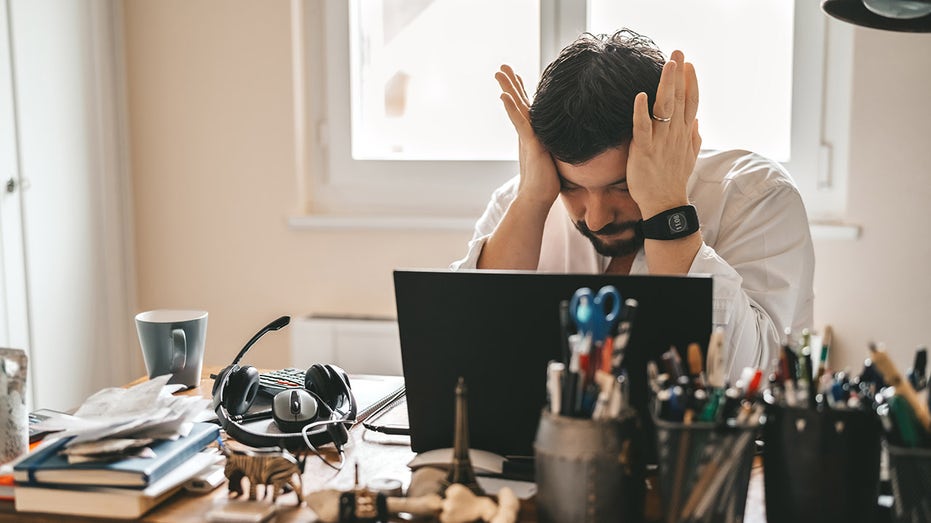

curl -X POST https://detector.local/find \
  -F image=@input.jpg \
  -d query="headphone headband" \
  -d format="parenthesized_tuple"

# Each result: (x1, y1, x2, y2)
(215, 402, 350, 451)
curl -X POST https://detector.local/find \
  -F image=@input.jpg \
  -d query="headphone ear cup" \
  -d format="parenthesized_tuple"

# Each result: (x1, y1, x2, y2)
(211, 364, 234, 399)
(304, 364, 334, 408)
(224, 365, 260, 416)
(325, 364, 354, 418)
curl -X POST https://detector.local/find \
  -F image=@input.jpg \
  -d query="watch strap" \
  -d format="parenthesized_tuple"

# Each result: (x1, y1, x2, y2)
(638, 204, 699, 240)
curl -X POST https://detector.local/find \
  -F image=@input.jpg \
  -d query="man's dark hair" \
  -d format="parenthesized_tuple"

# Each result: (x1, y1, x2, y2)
(529, 30, 665, 165)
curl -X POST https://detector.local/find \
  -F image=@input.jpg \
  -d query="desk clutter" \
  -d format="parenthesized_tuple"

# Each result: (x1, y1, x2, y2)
(539, 284, 931, 523)
(5, 375, 221, 519)
(4, 304, 931, 523)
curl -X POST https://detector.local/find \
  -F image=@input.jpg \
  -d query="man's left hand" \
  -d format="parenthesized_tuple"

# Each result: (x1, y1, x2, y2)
(626, 50, 702, 220)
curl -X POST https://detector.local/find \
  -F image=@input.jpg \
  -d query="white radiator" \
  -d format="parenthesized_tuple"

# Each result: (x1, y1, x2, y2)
(290, 315, 403, 376)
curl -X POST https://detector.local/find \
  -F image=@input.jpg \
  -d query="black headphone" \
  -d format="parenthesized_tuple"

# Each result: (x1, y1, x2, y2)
(212, 316, 357, 451)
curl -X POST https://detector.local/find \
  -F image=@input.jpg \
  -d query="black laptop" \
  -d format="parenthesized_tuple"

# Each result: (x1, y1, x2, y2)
(393, 269, 712, 457)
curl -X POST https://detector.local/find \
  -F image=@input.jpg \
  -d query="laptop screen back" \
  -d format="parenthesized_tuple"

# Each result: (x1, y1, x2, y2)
(393, 269, 712, 457)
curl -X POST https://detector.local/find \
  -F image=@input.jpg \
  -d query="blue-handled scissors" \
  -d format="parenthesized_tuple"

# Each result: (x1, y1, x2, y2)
(569, 285, 622, 344)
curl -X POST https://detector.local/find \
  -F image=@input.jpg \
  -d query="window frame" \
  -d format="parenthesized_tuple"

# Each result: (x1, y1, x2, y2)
(291, 0, 851, 227)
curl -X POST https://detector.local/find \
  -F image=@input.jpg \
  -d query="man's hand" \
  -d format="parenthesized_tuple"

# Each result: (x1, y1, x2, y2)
(495, 65, 560, 209)
(627, 50, 702, 219)
(477, 66, 557, 270)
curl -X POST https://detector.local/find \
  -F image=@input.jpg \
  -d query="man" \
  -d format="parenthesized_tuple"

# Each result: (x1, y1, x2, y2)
(452, 30, 814, 380)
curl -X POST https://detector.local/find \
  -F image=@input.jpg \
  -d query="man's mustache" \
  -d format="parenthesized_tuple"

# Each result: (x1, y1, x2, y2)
(576, 220, 639, 236)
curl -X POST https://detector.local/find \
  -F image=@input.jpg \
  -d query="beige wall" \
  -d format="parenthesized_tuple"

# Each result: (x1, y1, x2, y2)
(812, 28, 931, 373)
(124, 1, 931, 375)
(124, 0, 468, 371)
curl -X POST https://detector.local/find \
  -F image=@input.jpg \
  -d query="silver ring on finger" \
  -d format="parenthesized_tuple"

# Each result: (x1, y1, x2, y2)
(651, 113, 672, 123)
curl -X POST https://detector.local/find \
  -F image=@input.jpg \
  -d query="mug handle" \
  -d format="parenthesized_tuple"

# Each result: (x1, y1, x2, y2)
(170, 329, 187, 373)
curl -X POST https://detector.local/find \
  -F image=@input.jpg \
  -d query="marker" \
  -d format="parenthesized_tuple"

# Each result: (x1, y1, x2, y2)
(888, 394, 920, 447)
(869, 344, 931, 434)
(706, 327, 726, 388)
(547, 361, 564, 415)
(816, 325, 833, 383)
(687, 342, 706, 390)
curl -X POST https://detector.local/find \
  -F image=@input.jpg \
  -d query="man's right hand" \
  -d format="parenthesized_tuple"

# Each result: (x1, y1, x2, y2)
(477, 66, 557, 270)
(495, 65, 560, 209)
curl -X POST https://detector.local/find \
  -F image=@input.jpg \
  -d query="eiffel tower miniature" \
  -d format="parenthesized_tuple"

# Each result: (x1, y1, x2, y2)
(442, 377, 484, 496)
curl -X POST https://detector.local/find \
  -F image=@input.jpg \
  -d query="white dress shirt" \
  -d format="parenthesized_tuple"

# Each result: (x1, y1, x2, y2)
(451, 149, 815, 382)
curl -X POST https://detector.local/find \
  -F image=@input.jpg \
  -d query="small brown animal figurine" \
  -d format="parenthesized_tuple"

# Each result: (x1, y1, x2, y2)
(220, 442, 306, 506)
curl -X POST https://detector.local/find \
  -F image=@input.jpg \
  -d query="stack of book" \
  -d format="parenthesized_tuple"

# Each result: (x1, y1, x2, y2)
(13, 421, 219, 519)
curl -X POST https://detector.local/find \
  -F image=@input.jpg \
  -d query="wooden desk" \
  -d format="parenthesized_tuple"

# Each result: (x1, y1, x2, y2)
(0, 373, 769, 522)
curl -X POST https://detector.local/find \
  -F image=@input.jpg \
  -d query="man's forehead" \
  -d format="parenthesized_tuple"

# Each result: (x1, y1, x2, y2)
(556, 146, 629, 185)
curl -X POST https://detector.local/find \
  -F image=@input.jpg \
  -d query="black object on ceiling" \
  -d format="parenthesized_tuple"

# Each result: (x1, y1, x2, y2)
(822, 0, 931, 32)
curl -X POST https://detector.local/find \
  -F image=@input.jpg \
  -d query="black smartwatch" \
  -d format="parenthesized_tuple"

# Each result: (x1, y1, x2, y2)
(638, 204, 700, 240)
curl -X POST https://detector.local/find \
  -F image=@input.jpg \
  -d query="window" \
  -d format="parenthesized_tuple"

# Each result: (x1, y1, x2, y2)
(293, 0, 851, 226)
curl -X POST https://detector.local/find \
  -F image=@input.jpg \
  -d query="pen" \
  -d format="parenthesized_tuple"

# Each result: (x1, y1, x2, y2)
(591, 370, 615, 420)
(610, 298, 638, 374)
(662, 347, 685, 381)
(565, 334, 583, 416)
(797, 329, 812, 405)
(907, 346, 927, 392)
(231, 409, 274, 423)
(745, 369, 763, 400)
(558, 300, 572, 366)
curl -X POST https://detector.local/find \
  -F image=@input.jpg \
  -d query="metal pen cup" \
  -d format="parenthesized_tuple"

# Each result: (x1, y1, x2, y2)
(652, 416, 757, 523)
(887, 444, 931, 523)
(534, 409, 645, 523)
(762, 404, 882, 523)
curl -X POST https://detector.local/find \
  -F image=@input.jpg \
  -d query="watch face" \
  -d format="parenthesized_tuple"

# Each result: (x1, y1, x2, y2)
(668, 212, 688, 234)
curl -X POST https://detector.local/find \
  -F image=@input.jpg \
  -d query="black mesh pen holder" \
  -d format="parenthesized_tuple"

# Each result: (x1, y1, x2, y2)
(887, 444, 931, 522)
(652, 416, 757, 523)
(534, 409, 646, 523)
(763, 404, 882, 523)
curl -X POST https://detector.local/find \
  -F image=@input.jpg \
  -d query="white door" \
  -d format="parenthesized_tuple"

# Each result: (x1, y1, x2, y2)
(0, 0, 33, 407)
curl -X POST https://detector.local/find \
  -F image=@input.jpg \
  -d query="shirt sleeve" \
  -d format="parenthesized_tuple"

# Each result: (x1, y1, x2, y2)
(450, 178, 519, 270)
(689, 181, 815, 383)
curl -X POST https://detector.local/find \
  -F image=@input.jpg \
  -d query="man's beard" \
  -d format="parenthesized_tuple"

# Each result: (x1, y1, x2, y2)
(574, 219, 644, 258)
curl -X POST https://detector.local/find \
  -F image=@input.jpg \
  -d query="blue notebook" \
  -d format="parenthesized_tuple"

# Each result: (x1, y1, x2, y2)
(14, 422, 219, 488)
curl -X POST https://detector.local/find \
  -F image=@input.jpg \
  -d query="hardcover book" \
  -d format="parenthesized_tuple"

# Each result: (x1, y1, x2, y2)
(13, 421, 218, 487)
(14, 452, 216, 519)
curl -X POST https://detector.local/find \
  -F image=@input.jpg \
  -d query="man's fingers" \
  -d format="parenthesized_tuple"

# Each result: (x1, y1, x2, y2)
(654, 60, 677, 120)
(671, 50, 686, 122)
(632, 92, 653, 148)
(495, 70, 529, 116)
(684, 62, 699, 123)
(514, 74, 531, 107)
(499, 92, 531, 136)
